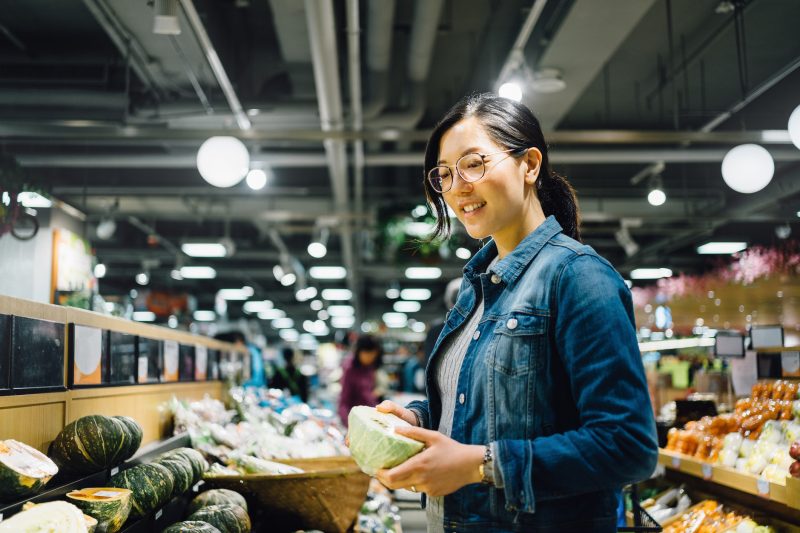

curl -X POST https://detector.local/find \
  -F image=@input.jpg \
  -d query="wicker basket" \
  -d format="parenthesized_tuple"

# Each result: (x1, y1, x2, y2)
(203, 456, 370, 533)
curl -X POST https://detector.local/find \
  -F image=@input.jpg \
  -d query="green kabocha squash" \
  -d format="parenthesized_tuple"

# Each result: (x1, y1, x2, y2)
(108, 463, 174, 519)
(162, 521, 222, 533)
(49, 415, 129, 474)
(156, 455, 194, 496)
(188, 489, 248, 515)
(0, 439, 59, 501)
(112, 416, 143, 461)
(164, 447, 207, 484)
(66, 487, 132, 533)
(187, 504, 251, 533)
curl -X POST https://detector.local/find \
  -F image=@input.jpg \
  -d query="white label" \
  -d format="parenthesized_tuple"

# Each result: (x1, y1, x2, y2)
(110, 467, 119, 476)
(138, 356, 148, 382)
(192, 481, 202, 492)
(0, 513, 4, 523)
(195, 345, 208, 379)
(164, 340, 179, 376)
(155, 509, 163, 520)
(757, 478, 770, 497)
(94, 490, 123, 498)
(702, 464, 713, 480)
(671, 456, 681, 469)
(74, 325, 103, 376)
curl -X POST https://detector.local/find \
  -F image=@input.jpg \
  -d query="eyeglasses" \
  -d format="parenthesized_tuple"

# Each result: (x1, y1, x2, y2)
(426, 148, 527, 193)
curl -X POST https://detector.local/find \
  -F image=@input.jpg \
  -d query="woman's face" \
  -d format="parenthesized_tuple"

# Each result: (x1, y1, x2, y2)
(358, 349, 379, 367)
(438, 117, 542, 254)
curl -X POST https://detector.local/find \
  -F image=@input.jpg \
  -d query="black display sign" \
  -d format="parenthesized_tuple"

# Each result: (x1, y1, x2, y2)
(0, 314, 10, 392)
(108, 331, 137, 385)
(10, 316, 65, 393)
(137, 337, 162, 383)
(178, 344, 195, 382)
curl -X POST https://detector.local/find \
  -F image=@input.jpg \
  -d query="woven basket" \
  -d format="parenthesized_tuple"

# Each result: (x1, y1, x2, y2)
(203, 456, 370, 533)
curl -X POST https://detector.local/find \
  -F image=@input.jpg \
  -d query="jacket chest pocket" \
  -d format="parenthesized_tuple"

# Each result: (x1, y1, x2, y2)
(489, 312, 546, 376)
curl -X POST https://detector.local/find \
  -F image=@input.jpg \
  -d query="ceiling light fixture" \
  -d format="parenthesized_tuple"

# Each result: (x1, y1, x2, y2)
(498, 81, 523, 102)
(394, 300, 421, 313)
(280, 329, 299, 342)
(331, 316, 355, 329)
(307, 227, 330, 258)
(382, 312, 408, 328)
(789, 105, 800, 149)
(153, 0, 181, 35)
(18, 191, 52, 208)
(243, 300, 273, 313)
(630, 268, 673, 280)
(310, 299, 323, 311)
(180, 266, 217, 279)
(405, 267, 441, 280)
(193, 310, 216, 322)
(94, 263, 107, 279)
(386, 287, 400, 299)
(135, 271, 150, 286)
(196, 136, 250, 188)
(272, 318, 294, 329)
(456, 247, 472, 260)
(721, 144, 774, 194)
(327, 305, 354, 317)
(181, 242, 229, 258)
(309, 266, 347, 279)
(245, 168, 268, 190)
(696, 242, 747, 255)
(531, 68, 566, 93)
(258, 308, 285, 320)
(133, 311, 156, 322)
(217, 286, 254, 300)
(646, 175, 666, 206)
(411, 205, 428, 218)
(400, 288, 431, 301)
(96, 217, 117, 240)
(321, 288, 352, 301)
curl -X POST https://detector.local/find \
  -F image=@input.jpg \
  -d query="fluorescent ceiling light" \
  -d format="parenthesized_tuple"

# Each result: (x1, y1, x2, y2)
(217, 286, 254, 300)
(135, 272, 150, 286)
(630, 268, 672, 280)
(411, 321, 426, 333)
(303, 319, 329, 335)
(498, 81, 523, 102)
(280, 329, 299, 342)
(405, 267, 441, 279)
(246, 168, 268, 190)
(386, 288, 400, 299)
(328, 305, 355, 317)
(696, 242, 747, 255)
(18, 191, 52, 208)
(456, 247, 472, 260)
(258, 309, 286, 320)
(310, 299, 323, 311)
(307, 242, 327, 258)
(94, 263, 107, 279)
(280, 272, 297, 286)
(318, 310, 330, 320)
(331, 316, 356, 329)
(133, 311, 156, 322)
(180, 266, 217, 279)
(400, 288, 431, 301)
(382, 312, 408, 328)
(243, 300, 273, 313)
(193, 310, 216, 321)
(181, 242, 228, 257)
(321, 288, 352, 301)
(639, 337, 715, 352)
(309, 266, 347, 279)
(394, 300, 421, 313)
(412, 205, 428, 218)
(405, 221, 436, 237)
(272, 317, 294, 329)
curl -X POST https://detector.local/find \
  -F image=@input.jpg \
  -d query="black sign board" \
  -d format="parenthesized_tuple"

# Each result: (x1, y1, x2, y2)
(178, 344, 195, 382)
(10, 316, 65, 393)
(108, 331, 137, 385)
(137, 337, 162, 383)
(0, 314, 10, 392)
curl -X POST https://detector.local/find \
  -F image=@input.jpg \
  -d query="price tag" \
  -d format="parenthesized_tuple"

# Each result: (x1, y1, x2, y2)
(110, 467, 119, 476)
(138, 356, 148, 382)
(671, 456, 681, 469)
(702, 464, 713, 480)
(756, 478, 770, 498)
(0, 512, 4, 523)
(155, 509, 163, 520)
(94, 490, 123, 498)
(193, 481, 203, 493)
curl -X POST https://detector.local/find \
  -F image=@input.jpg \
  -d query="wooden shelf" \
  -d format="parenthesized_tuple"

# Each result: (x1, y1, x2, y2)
(659, 449, 793, 508)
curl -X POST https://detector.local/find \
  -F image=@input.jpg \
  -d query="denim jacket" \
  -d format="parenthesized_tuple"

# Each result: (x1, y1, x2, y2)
(407, 216, 658, 532)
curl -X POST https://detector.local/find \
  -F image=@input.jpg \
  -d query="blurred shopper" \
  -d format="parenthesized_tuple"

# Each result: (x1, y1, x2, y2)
(271, 347, 309, 402)
(215, 330, 266, 388)
(337, 334, 384, 426)
(402, 345, 426, 393)
(423, 277, 462, 364)
(370, 93, 657, 532)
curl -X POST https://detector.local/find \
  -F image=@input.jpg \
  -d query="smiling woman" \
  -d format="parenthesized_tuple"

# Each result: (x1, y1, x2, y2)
(371, 93, 658, 533)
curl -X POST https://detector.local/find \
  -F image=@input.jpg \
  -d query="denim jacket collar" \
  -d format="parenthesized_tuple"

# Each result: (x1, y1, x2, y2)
(463, 215, 563, 285)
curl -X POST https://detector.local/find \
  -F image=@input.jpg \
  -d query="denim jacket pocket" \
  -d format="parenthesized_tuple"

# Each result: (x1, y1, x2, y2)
(489, 312, 546, 377)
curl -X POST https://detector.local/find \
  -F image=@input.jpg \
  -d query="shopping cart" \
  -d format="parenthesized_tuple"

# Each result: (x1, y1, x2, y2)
(618, 484, 663, 532)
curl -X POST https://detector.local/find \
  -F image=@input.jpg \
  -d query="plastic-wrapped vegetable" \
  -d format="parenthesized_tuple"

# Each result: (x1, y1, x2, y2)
(228, 454, 303, 475)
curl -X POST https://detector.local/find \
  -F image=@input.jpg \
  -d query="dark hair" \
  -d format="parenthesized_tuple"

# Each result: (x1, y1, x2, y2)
(423, 93, 581, 241)
(352, 334, 383, 368)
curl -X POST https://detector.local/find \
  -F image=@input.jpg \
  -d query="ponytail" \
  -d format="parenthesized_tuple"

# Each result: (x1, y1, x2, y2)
(537, 171, 581, 241)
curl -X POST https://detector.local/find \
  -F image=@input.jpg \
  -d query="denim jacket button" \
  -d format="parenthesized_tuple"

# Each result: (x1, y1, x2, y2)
(473, 330, 480, 341)
(490, 273, 501, 284)
(507, 318, 518, 330)
(459, 393, 465, 404)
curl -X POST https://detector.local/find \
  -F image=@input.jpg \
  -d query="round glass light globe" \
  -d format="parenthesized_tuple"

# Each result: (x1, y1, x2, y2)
(647, 189, 666, 206)
(196, 136, 250, 188)
(721, 144, 774, 194)
(498, 82, 523, 102)
(788, 104, 800, 150)
(246, 168, 267, 190)
(307, 242, 327, 258)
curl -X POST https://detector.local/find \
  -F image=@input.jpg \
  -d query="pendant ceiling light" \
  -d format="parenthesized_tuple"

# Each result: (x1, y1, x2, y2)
(196, 136, 250, 188)
(721, 144, 774, 194)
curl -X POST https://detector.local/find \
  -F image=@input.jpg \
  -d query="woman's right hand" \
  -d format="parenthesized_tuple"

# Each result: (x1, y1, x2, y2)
(376, 400, 419, 427)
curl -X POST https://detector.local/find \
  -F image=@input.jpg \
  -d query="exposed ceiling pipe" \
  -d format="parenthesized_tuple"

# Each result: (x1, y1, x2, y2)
(366, 0, 445, 130)
(178, 0, 251, 130)
(305, 0, 360, 320)
(18, 147, 800, 169)
(0, 90, 128, 109)
(496, 0, 549, 87)
(362, 0, 396, 120)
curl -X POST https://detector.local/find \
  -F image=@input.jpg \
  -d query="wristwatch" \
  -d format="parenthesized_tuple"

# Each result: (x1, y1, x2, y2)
(478, 445, 495, 485)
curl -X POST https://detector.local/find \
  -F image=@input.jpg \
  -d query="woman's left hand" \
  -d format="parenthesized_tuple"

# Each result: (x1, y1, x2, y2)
(375, 426, 485, 497)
